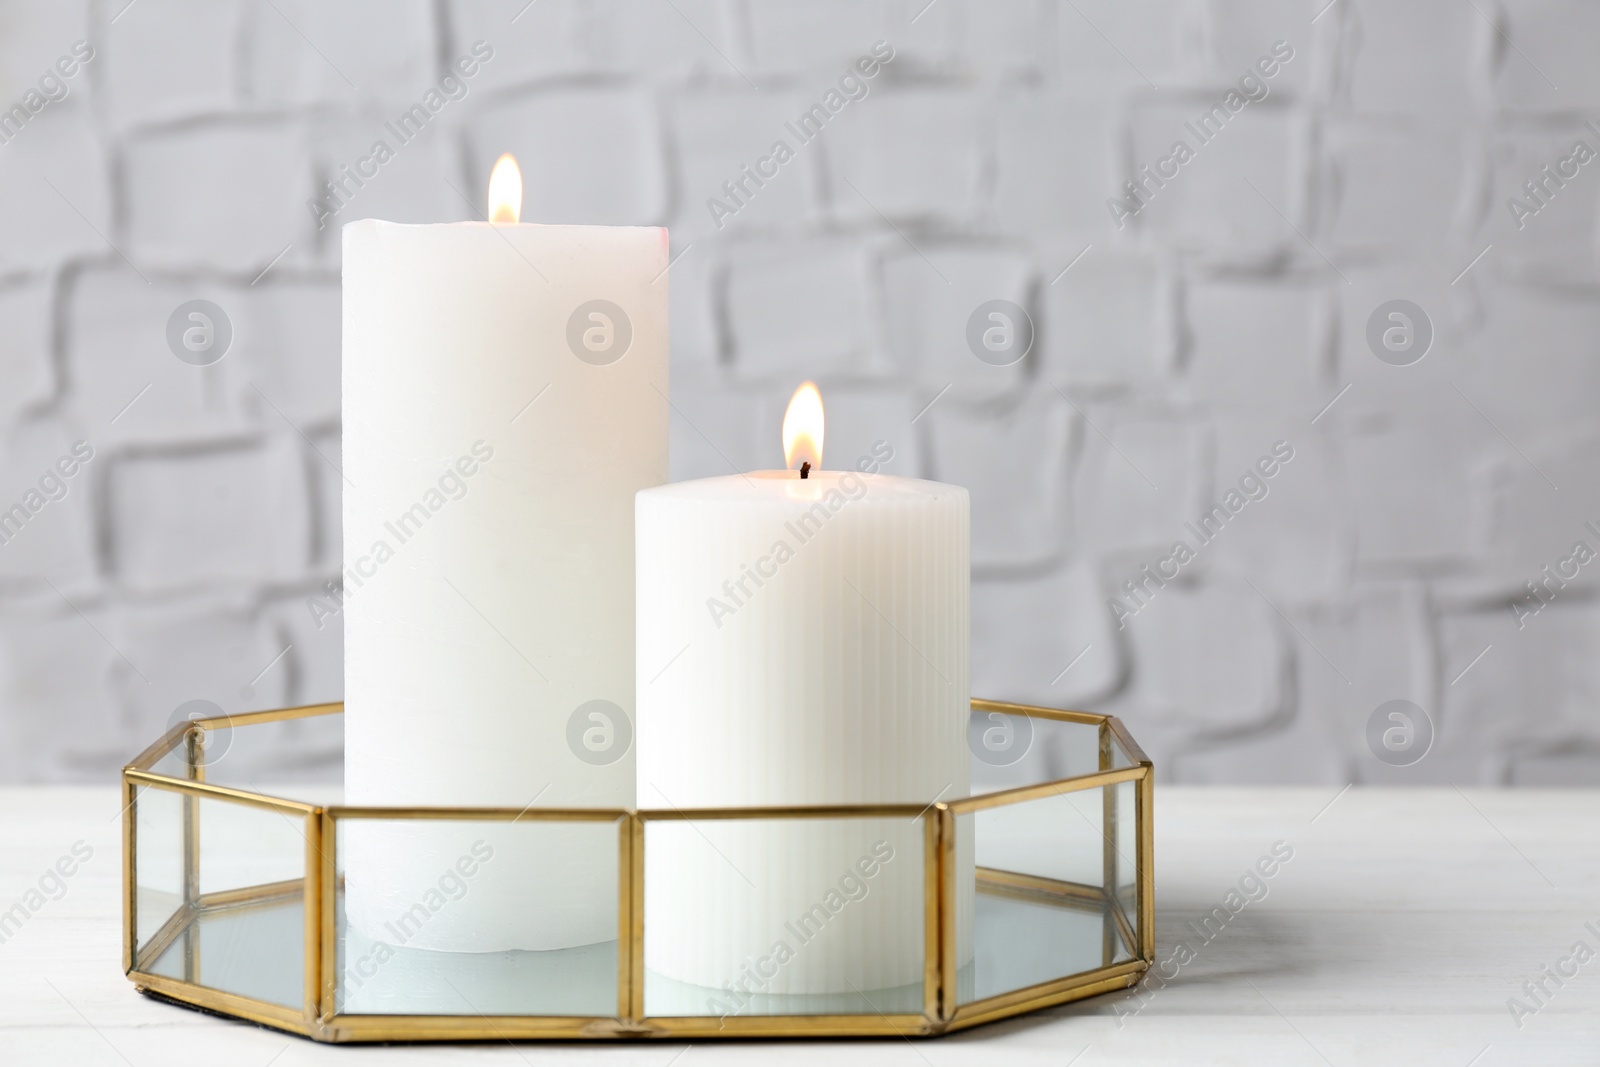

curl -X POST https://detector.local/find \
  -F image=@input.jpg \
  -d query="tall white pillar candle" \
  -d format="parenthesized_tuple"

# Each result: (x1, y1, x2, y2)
(636, 386, 972, 1000)
(341, 159, 667, 952)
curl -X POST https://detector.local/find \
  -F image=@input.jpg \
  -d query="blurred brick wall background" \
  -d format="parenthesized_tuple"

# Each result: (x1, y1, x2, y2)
(0, 0, 1596, 785)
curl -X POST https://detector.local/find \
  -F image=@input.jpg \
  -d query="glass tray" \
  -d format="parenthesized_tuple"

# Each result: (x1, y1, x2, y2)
(122, 699, 1153, 1041)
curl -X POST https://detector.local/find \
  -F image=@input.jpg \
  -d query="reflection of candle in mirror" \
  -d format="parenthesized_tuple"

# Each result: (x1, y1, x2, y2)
(636, 383, 973, 998)
(341, 152, 668, 955)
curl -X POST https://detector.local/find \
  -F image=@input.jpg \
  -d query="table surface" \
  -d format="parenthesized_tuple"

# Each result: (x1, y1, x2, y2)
(1, 785, 1595, 1066)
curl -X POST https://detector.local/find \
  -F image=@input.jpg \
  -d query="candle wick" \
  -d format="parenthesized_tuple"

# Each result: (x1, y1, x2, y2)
(799, 461, 811, 480)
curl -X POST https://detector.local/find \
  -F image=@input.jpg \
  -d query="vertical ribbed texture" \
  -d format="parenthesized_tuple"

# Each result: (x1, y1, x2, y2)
(637, 473, 972, 995)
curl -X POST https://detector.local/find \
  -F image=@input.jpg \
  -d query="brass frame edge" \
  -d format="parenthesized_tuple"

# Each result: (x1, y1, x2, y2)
(946, 765, 1146, 815)
(635, 1012, 935, 1038)
(121, 772, 136, 974)
(121, 697, 1156, 1043)
(1103, 714, 1151, 767)
(329, 804, 628, 822)
(317, 809, 338, 1031)
(322, 1012, 623, 1042)
(194, 878, 303, 912)
(944, 961, 1147, 1032)
(125, 770, 319, 815)
(936, 805, 958, 1023)
(1110, 897, 1139, 959)
(920, 807, 941, 1023)
(126, 723, 190, 774)
(975, 867, 1106, 906)
(1137, 766, 1156, 961)
(628, 812, 646, 1021)
(969, 699, 1105, 726)
(617, 813, 635, 1022)
(303, 806, 325, 1028)
(132, 971, 312, 1036)
(636, 802, 931, 821)
(132, 902, 191, 973)
(194, 701, 344, 731)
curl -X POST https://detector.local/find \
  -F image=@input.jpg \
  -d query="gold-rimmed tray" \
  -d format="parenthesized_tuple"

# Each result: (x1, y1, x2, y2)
(123, 699, 1153, 1041)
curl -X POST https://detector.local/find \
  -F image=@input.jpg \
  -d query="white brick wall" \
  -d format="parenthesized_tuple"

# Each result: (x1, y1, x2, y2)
(0, 0, 1596, 785)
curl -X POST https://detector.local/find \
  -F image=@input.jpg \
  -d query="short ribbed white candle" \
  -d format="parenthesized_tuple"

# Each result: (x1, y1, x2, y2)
(636, 433, 972, 998)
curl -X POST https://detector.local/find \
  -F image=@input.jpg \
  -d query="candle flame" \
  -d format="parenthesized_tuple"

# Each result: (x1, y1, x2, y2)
(488, 153, 522, 223)
(782, 381, 824, 472)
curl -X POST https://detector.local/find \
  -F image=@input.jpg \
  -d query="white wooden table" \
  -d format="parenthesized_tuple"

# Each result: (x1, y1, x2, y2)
(2, 786, 1595, 1065)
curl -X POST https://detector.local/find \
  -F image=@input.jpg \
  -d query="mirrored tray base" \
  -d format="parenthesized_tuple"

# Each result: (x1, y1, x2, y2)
(123, 699, 1154, 1041)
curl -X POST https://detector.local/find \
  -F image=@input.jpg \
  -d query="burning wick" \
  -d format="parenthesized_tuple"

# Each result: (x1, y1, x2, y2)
(783, 381, 823, 476)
